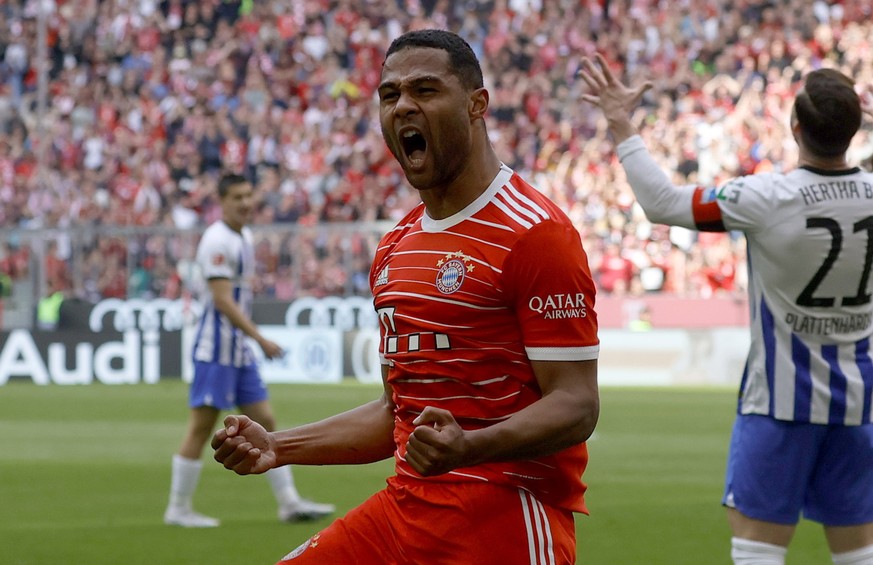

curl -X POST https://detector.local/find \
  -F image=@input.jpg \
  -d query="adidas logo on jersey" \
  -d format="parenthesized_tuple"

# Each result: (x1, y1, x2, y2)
(375, 265, 389, 286)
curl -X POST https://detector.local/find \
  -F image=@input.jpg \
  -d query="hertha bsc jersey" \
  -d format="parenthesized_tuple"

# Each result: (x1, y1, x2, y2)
(619, 135, 873, 425)
(370, 164, 599, 513)
(192, 221, 256, 368)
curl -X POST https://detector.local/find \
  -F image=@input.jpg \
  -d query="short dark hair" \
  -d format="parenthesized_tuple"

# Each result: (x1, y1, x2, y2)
(217, 173, 248, 199)
(384, 29, 484, 91)
(794, 68, 861, 157)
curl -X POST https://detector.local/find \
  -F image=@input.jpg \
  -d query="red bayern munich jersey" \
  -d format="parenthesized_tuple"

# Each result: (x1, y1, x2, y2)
(370, 164, 600, 513)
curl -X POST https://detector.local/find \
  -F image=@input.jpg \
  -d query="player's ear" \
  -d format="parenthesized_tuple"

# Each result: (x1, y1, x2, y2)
(789, 105, 802, 141)
(469, 87, 489, 121)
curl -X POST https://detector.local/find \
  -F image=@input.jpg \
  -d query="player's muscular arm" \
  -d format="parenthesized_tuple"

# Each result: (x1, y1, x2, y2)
(516, 359, 599, 452)
(213, 367, 397, 474)
(270, 384, 397, 466)
(406, 360, 598, 476)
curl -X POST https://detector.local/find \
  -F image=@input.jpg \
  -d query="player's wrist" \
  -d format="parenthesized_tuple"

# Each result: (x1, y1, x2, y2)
(606, 116, 637, 145)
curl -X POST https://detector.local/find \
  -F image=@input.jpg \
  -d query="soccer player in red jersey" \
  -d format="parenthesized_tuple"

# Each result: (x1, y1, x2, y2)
(212, 29, 600, 565)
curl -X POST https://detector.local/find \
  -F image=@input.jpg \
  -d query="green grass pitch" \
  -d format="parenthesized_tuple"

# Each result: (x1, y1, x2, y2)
(1, 381, 831, 564)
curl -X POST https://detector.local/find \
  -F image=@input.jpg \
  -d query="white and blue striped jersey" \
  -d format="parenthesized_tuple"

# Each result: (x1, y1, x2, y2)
(619, 135, 873, 425)
(192, 221, 256, 368)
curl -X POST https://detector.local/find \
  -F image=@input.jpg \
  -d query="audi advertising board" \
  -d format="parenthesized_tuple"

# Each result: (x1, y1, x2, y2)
(0, 297, 382, 386)
(0, 296, 748, 387)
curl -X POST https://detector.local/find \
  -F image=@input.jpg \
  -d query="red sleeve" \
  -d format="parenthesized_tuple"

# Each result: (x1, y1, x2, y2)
(691, 186, 727, 232)
(502, 220, 599, 354)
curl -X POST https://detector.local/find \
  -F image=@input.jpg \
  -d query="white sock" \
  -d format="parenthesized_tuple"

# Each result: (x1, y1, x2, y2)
(833, 544, 873, 565)
(265, 466, 301, 506)
(168, 454, 203, 509)
(731, 537, 787, 565)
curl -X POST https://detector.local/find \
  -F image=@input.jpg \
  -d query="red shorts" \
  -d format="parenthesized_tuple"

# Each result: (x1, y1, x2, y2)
(277, 476, 577, 565)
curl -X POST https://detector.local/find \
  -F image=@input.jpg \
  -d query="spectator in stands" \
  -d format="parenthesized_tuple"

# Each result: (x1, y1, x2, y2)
(36, 276, 66, 331)
(596, 242, 636, 295)
(0, 0, 871, 303)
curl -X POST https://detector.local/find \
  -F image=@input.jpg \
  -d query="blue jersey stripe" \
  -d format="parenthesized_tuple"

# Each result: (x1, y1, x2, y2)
(858, 338, 873, 423)
(232, 289, 241, 365)
(736, 251, 752, 415)
(232, 248, 244, 366)
(737, 358, 750, 415)
(229, 317, 238, 365)
(211, 306, 221, 363)
(192, 310, 206, 362)
(792, 335, 812, 421)
(760, 297, 777, 416)
(747, 251, 757, 322)
(823, 344, 846, 424)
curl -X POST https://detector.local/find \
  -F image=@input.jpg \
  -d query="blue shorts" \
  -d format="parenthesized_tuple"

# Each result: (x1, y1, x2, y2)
(723, 414, 873, 526)
(189, 361, 268, 410)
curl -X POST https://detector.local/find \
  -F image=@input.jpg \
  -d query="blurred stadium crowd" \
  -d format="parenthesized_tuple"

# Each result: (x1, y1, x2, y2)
(1, 0, 872, 303)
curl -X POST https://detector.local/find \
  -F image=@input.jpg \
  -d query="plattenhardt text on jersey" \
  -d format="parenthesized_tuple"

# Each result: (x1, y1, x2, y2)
(785, 311, 872, 336)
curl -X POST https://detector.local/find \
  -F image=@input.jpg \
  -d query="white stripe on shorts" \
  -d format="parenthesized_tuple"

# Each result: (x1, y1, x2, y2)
(518, 489, 555, 565)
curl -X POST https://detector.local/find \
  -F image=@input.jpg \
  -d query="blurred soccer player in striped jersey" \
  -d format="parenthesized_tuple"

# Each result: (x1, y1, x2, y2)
(581, 55, 873, 565)
(164, 173, 333, 528)
(212, 30, 600, 564)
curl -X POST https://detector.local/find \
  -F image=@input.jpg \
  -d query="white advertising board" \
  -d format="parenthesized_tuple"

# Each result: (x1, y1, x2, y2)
(181, 326, 344, 384)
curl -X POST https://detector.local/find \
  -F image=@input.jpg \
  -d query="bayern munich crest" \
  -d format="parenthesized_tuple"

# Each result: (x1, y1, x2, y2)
(436, 251, 474, 294)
